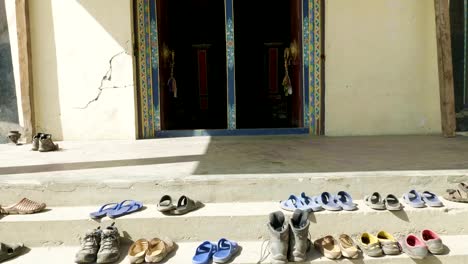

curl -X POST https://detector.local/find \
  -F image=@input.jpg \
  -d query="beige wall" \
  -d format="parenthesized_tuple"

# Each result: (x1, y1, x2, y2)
(29, 0, 137, 141)
(325, 0, 442, 136)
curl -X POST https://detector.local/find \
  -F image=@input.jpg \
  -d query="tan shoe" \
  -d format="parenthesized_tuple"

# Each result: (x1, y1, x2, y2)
(38, 134, 59, 152)
(314, 236, 341, 259)
(128, 239, 149, 264)
(145, 238, 175, 263)
(338, 234, 359, 259)
(0, 198, 46, 214)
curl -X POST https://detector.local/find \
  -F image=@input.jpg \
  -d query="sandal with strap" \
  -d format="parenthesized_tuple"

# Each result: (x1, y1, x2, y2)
(1, 198, 46, 214)
(444, 183, 468, 203)
(171, 196, 203, 215)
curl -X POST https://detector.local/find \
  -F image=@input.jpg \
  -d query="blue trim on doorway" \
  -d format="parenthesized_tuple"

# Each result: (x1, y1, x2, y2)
(302, 0, 309, 127)
(149, 0, 161, 131)
(156, 128, 309, 138)
(225, 0, 236, 129)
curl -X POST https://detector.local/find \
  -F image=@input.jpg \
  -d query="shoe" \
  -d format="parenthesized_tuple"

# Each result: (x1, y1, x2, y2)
(338, 234, 358, 259)
(75, 228, 102, 263)
(420, 191, 443, 207)
(38, 134, 59, 152)
(314, 236, 341, 259)
(334, 191, 357, 211)
(280, 195, 307, 211)
(0, 198, 46, 214)
(288, 209, 310, 262)
(421, 229, 444, 254)
(317, 192, 342, 211)
(403, 190, 425, 208)
(401, 234, 428, 259)
(300, 192, 323, 212)
(145, 238, 175, 263)
(377, 231, 400, 255)
(384, 194, 402, 211)
(267, 211, 289, 264)
(31, 133, 44, 151)
(192, 241, 216, 264)
(96, 223, 120, 263)
(212, 238, 238, 263)
(128, 239, 149, 264)
(364, 192, 385, 210)
(358, 233, 383, 257)
(0, 243, 25, 263)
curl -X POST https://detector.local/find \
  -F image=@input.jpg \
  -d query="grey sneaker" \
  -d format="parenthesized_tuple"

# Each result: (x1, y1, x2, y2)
(288, 209, 310, 262)
(75, 228, 102, 263)
(358, 233, 383, 257)
(421, 230, 444, 255)
(377, 231, 401, 255)
(97, 224, 121, 263)
(31, 133, 44, 151)
(268, 211, 289, 264)
(38, 134, 59, 152)
(401, 234, 428, 259)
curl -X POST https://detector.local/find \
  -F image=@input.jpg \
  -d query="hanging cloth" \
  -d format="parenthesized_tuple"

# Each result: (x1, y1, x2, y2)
(282, 48, 293, 96)
(168, 51, 177, 98)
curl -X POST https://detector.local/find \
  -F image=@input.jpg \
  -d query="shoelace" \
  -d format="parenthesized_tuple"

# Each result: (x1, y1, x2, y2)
(82, 234, 99, 250)
(101, 234, 118, 250)
(256, 239, 270, 264)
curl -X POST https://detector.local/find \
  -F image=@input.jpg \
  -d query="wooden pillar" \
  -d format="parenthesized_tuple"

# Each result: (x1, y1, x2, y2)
(15, 0, 35, 142)
(434, 0, 456, 137)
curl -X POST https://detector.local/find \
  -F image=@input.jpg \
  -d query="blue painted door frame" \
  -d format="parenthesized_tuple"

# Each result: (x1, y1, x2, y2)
(136, 0, 322, 138)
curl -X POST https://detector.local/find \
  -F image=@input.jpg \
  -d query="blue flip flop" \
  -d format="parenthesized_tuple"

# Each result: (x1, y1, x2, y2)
(89, 203, 119, 219)
(300, 192, 323, 212)
(318, 192, 342, 211)
(107, 200, 143, 218)
(280, 195, 307, 211)
(213, 238, 239, 263)
(420, 191, 443, 207)
(192, 241, 217, 264)
(403, 190, 425, 208)
(335, 191, 357, 211)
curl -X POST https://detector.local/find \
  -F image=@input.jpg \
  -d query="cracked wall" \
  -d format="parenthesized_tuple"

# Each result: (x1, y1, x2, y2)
(29, 0, 137, 140)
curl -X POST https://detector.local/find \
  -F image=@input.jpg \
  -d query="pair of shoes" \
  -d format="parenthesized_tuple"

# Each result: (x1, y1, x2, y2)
(192, 239, 239, 264)
(157, 195, 203, 215)
(314, 234, 358, 259)
(444, 182, 468, 203)
(31, 133, 59, 152)
(280, 191, 357, 212)
(267, 210, 310, 263)
(128, 238, 175, 263)
(0, 198, 46, 215)
(401, 230, 444, 259)
(75, 223, 120, 264)
(358, 231, 400, 257)
(89, 200, 143, 219)
(364, 192, 402, 210)
(0, 242, 25, 262)
(403, 190, 443, 208)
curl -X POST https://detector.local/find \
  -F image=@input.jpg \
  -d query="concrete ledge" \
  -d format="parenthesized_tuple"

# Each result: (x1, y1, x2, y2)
(1, 200, 467, 246)
(6, 235, 468, 264)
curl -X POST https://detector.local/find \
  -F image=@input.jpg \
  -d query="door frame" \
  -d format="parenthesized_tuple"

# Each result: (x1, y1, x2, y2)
(135, 0, 322, 138)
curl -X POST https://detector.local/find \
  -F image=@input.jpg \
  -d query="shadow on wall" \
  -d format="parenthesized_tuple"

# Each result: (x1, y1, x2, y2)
(0, 0, 20, 143)
(30, 0, 63, 140)
(77, 0, 133, 51)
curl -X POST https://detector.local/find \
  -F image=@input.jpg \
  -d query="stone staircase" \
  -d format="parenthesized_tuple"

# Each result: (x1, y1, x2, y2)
(1, 136, 468, 263)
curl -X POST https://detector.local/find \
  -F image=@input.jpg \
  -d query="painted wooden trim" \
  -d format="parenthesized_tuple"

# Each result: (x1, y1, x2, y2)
(156, 128, 309, 138)
(15, 0, 35, 142)
(434, 0, 456, 137)
(225, 0, 236, 129)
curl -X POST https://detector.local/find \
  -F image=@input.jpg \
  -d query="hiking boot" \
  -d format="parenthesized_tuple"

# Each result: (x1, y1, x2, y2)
(75, 228, 102, 263)
(288, 209, 310, 262)
(31, 133, 44, 151)
(358, 233, 383, 257)
(377, 231, 400, 255)
(421, 230, 444, 255)
(267, 211, 289, 264)
(38, 134, 59, 152)
(97, 224, 121, 263)
(401, 234, 428, 259)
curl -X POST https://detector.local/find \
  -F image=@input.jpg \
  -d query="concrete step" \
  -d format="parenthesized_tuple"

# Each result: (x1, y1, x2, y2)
(6, 235, 468, 264)
(2, 200, 467, 246)
(1, 169, 467, 206)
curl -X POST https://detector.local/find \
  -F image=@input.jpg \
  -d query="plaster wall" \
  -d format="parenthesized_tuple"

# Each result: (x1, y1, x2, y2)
(324, 0, 442, 135)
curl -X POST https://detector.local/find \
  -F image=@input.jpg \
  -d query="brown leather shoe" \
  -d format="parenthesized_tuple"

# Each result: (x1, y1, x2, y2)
(31, 133, 44, 151)
(39, 134, 59, 152)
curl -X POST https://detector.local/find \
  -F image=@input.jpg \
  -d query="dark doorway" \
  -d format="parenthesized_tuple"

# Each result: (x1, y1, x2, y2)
(157, 0, 227, 130)
(234, 0, 302, 129)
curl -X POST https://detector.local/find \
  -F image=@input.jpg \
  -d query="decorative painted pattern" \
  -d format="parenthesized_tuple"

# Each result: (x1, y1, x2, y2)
(314, 0, 321, 135)
(226, 18, 235, 70)
(309, 0, 315, 133)
(302, 0, 310, 128)
(150, 19, 159, 69)
(225, 0, 236, 129)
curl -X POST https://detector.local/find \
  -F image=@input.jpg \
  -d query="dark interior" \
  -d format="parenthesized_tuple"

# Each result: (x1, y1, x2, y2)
(158, 0, 227, 130)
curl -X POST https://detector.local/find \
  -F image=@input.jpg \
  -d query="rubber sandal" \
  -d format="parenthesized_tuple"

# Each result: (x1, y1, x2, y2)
(192, 241, 217, 264)
(128, 239, 149, 264)
(213, 238, 239, 263)
(384, 194, 402, 211)
(318, 192, 342, 211)
(171, 196, 203, 215)
(0, 243, 24, 262)
(364, 192, 385, 210)
(107, 200, 143, 218)
(300, 192, 323, 212)
(444, 183, 468, 203)
(334, 191, 357, 211)
(280, 194, 307, 211)
(403, 190, 425, 208)
(420, 191, 443, 207)
(145, 237, 176, 263)
(89, 203, 120, 219)
(157, 195, 176, 212)
(0, 198, 46, 215)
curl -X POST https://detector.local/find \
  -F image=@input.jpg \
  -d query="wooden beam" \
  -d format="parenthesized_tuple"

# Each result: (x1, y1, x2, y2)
(15, 0, 35, 142)
(434, 0, 456, 137)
